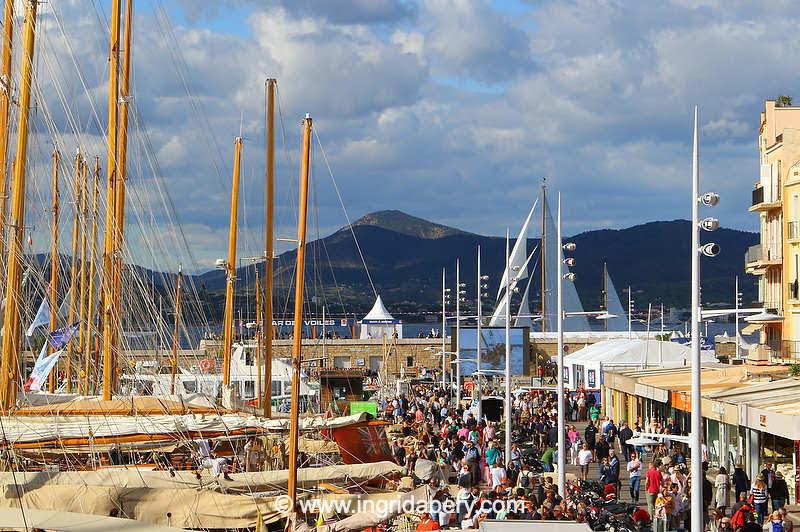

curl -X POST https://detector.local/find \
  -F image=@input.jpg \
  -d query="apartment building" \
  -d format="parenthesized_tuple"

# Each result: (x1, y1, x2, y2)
(746, 100, 800, 359)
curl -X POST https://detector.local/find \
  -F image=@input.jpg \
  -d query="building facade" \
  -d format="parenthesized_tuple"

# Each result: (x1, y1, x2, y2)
(746, 100, 800, 359)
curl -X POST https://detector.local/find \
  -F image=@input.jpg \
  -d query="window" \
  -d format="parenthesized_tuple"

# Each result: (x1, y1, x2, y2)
(244, 349, 255, 366)
(182, 380, 197, 393)
(284, 381, 292, 396)
(334, 356, 351, 369)
(271, 380, 282, 396)
(243, 380, 255, 398)
(333, 386, 348, 401)
(406, 356, 414, 367)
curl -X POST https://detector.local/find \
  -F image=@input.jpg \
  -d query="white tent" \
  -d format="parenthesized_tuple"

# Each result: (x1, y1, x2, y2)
(359, 295, 402, 339)
(563, 339, 717, 390)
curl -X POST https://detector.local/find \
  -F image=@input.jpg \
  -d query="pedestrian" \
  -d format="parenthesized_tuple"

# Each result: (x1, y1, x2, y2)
(715, 466, 730, 515)
(577, 443, 593, 481)
(771, 471, 789, 511)
(619, 422, 633, 461)
(752, 474, 769, 525)
(732, 463, 749, 502)
(627, 451, 642, 503)
(645, 461, 662, 517)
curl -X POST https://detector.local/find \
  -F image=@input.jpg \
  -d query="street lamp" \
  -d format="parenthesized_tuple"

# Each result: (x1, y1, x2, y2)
(476, 246, 490, 420)
(556, 192, 576, 496)
(690, 106, 720, 532)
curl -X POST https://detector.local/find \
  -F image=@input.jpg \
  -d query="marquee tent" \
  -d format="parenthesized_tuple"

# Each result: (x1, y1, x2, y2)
(563, 339, 717, 390)
(359, 295, 402, 339)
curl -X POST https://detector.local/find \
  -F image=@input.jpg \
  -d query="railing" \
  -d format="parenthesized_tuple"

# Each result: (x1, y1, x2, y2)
(752, 185, 764, 206)
(745, 243, 782, 265)
(789, 221, 800, 240)
(782, 340, 800, 359)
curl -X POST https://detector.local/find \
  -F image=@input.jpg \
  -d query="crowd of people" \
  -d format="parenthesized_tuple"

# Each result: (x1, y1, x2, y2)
(377, 382, 796, 531)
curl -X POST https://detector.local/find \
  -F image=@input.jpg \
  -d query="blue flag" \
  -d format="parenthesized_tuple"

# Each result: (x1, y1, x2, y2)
(26, 297, 51, 337)
(49, 323, 79, 350)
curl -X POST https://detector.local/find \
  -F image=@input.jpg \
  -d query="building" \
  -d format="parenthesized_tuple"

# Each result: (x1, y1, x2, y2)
(746, 99, 800, 360)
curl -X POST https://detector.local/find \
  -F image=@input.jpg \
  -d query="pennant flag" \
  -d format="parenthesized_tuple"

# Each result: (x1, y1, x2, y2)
(49, 323, 79, 350)
(26, 297, 51, 337)
(23, 343, 63, 392)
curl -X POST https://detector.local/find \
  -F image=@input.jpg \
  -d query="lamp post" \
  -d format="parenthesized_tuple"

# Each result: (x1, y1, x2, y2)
(504, 229, 512, 463)
(691, 105, 721, 532)
(557, 193, 576, 495)
(442, 268, 450, 392)
(476, 246, 482, 420)
(627, 286, 634, 339)
(735, 276, 742, 358)
(456, 259, 466, 402)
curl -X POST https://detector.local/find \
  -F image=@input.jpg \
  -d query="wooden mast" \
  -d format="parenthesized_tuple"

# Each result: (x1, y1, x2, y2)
(110, 0, 133, 392)
(65, 153, 82, 392)
(0, 0, 14, 269)
(0, 0, 38, 411)
(77, 158, 89, 385)
(264, 78, 276, 417)
(255, 267, 262, 408)
(82, 157, 100, 394)
(287, 113, 312, 508)
(169, 265, 182, 395)
(540, 184, 546, 332)
(222, 137, 243, 386)
(101, 0, 121, 401)
(48, 148, 59, 392)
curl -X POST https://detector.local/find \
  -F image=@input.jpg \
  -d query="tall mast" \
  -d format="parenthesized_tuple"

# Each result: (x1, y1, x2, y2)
(255, 267, 262, 408)
(603, 262, 608, 333)
(264, 78, 276, 417)
(0, 0, 14, 270)
(0, 0, 38, 411)
(77, 158, 89, 387)
(82, 157, 100, 394)
(169, 265, 182, 395)
(287, 114, 312, 509)
(222, 137, 243, 385)
(110, 0, 133, 392)
(65, 153, 82, 393)
(101, 0, 121, 401)
(540, 184, 547, 332)
(48, 148, 59, 393)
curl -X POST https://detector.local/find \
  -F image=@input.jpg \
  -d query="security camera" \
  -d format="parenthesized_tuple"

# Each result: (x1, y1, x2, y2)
(699, 242, 721, 257)
(563, 258, 576, 267)
(480, 275, 489, 281)
(700, 192, 720, 206)
(563, 272, 577, 281)
(700, 217, 720, 231)
(563, 242, 577, 252)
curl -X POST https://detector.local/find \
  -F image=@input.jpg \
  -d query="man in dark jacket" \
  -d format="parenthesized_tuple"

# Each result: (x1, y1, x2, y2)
(732, 465, 749, 502)
(585, 421, 598, 454)
(619, 422, 634, 461)
(771, 471, 790, 511)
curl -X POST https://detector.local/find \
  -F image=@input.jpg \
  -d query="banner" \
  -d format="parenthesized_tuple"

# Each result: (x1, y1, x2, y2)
(23, 343, 63, 392)
(26, 298, 51, 336)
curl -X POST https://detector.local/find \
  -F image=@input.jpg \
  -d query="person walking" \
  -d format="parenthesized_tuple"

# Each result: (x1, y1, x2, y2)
(577, 443, 593, 481)
(619, 422, 633, 461)
(715, 466, 730, 516)
(645, 461, 662, 517)
(732, 463, 749, 502)
(752, 474, 769, 525)
(627, 451, 643, 503)
(771, 471, 789, 511)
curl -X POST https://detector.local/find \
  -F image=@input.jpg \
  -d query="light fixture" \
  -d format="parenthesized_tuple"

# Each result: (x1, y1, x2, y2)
(563, 272, 576, 281)
(699, 242, 720, 257)
(700, 192, 720, 206)
(563, 258, 576, 267)
(699, 217, 720, 231)
(563, 242, 576, 252)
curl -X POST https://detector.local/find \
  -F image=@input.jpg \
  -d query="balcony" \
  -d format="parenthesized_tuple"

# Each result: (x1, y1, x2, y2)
(789, 221, 800, 241)
(749, 184, 782, 212)
(745, 243, 782, 271)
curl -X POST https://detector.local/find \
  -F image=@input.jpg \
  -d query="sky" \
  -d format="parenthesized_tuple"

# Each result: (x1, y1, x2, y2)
(20, 0, 799, 270)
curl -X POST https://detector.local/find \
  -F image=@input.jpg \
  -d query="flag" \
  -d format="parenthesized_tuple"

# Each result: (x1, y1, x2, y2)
(49, 323, 79, 350)
(26, 298, 51, 336)
(23, 343, 63, 392)
(330, 421, 393, 464)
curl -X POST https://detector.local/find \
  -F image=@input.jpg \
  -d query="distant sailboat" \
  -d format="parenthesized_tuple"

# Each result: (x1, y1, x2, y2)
(598, 263, 628, 332)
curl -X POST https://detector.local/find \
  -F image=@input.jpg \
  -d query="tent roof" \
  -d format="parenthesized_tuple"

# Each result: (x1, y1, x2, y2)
(362, 295, 395, 321)
(564, 339, 716, 367)
(0, 507, 185, 531)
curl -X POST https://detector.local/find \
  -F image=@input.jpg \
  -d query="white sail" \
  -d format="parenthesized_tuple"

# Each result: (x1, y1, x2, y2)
(604, 267, 629, 332)
(543, 195, 589, 332)
(496, 198, 538, 300)
(489, 290, 510, 326)
(514, 274, 534, 328)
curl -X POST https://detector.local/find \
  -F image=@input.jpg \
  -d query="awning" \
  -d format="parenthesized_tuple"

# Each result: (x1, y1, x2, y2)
(742, 323, 761, 335)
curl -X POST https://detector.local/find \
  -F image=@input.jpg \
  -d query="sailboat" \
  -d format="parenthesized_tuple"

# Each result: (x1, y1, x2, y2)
(490, 184, 589, 331)
(596, 262, 629, 332)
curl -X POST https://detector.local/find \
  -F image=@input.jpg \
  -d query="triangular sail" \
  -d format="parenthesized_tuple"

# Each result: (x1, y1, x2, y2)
(491, 246, 539, 327)
(604, 268, 628, 332)
(496, 198, 538, 300)
(514, 274, 534, 328)
(543, 196, 589, 332)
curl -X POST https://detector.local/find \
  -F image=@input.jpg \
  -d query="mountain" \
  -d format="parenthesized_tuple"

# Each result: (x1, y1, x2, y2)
(351, 210, 468, 239)
(195, 212, 758, 320)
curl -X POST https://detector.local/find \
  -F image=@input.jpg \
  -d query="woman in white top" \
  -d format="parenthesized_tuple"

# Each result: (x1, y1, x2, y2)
(577, 442, 594, 481)
(489, 462, 507, 489)
(714, 466, 730, 514)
